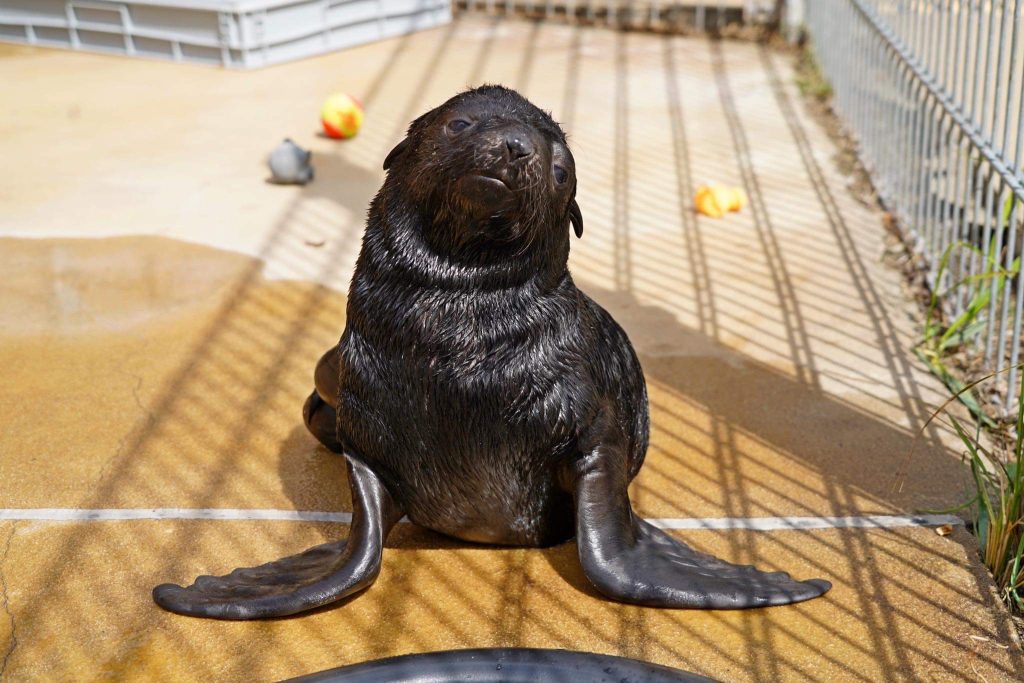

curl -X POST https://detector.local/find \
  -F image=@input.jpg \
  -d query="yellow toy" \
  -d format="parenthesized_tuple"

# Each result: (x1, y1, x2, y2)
(321, 93, 364, 139)
(694, 184, 748, 218)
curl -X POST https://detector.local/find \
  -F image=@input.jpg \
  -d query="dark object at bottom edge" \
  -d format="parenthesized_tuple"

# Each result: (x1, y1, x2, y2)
(282, 647, 716, 683)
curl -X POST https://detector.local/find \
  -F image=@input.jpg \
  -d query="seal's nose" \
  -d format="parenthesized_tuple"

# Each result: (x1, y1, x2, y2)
(504, 134, 534, 161)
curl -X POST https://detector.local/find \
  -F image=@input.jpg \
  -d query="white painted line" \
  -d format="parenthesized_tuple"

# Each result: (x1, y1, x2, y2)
(0, 509, 962, 529)
(646, 514, 963, 530)
(0, 508, 353, 523)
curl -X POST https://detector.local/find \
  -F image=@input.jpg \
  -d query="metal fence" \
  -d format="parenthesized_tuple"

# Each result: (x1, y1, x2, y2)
(804, 0, 1024, 410)
(453, 0, 778, 32)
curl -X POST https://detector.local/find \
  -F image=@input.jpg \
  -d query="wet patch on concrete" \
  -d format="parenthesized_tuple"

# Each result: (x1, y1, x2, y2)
(0, 237, 254, 336)
(0, 236, 351, 513)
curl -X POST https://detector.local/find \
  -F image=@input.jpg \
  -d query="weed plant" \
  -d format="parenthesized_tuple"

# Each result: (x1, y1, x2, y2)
(913, 232, 1024, 612)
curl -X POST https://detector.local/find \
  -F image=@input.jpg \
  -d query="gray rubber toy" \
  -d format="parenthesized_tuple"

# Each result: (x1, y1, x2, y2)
(268, 138, 314, 185)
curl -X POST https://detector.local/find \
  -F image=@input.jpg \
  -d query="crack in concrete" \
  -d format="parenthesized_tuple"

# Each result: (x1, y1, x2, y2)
(94, 358, 152, 489)
(1, 525, 18, 680)
(129, 369, 146, 414)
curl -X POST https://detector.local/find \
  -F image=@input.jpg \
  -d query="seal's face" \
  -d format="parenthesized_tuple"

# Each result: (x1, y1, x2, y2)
(384, 86, 583, 252)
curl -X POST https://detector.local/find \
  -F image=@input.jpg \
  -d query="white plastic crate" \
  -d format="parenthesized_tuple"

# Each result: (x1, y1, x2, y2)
(0, 0, 451, 68)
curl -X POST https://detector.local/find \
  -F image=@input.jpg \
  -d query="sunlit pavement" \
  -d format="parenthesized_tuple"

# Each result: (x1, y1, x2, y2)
(0, 14, 1021, 681)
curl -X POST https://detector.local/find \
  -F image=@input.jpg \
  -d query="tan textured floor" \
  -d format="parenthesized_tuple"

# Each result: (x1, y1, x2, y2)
(0, 15, 1021, 682)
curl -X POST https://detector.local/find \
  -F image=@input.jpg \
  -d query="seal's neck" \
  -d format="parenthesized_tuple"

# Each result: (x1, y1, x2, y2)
(359, 188, 570, 293)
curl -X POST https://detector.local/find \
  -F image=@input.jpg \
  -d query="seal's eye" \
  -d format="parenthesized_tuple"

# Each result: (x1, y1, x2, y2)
(447, 119, 472, 134)
(553, 164, 568, 185)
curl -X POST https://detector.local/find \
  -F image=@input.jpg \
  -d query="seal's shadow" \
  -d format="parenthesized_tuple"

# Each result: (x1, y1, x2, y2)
(276, 426, 351, 512)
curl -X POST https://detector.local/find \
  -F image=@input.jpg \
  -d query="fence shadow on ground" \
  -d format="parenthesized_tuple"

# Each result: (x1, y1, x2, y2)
(3, 15, 1021, 682)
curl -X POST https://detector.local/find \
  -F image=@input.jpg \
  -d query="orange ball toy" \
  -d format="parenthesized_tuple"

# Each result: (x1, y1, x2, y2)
(321, 93, 364, 140)
(694, 184, 748, 218)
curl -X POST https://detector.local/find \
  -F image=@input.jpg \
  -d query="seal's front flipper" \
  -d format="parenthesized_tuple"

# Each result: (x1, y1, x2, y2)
(153, 458, 402, 620)
(571, 432, 830, 609)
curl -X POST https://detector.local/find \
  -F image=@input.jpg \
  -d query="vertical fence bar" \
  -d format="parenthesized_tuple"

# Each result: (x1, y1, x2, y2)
(1007, 202, 1024, 407)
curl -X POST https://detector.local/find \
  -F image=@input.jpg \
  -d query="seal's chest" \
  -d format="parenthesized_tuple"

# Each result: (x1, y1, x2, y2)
(402, 299, 574, 399)
(340, 284, 584, 458)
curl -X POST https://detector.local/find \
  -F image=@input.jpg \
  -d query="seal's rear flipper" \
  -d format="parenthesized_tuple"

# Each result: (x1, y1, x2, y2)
(570, 425, 831, 609)
(153, 458, 402, 620)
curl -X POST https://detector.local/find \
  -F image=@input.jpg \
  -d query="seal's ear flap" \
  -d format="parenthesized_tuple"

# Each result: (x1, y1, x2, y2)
(569, 198, 584, 238)
(383, 138, 410, 171)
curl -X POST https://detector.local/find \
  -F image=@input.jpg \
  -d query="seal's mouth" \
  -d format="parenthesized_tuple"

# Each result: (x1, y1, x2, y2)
(454, 174, 516, 219)
(469, 174, 512, 199)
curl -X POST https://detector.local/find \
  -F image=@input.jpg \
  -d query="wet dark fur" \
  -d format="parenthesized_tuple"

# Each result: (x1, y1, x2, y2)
(329, 86, 648, 547)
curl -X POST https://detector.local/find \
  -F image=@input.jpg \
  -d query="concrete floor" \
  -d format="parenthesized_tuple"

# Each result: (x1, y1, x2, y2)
(0, 14, 1021, 682)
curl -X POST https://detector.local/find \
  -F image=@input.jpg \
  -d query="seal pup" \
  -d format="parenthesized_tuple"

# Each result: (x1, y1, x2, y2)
(153, 85, 831, 619)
